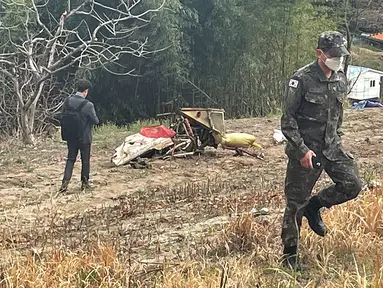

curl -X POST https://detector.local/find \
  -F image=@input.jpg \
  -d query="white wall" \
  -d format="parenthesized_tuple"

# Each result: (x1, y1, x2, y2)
(348, 71, 383, 100)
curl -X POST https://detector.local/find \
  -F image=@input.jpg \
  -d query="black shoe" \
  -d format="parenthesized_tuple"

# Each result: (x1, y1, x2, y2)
(58, 181, 69, 194)
(56, 182, 68, 197)
(281, 245, 301, 271)
(81, 182, 93, 192)
(303, 196, 327, 237)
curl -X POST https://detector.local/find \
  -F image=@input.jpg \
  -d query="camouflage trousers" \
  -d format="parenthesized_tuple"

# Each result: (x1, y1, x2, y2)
(281, 150, 362, 247)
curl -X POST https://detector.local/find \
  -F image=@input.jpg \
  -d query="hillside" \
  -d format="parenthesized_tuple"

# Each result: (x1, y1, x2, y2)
(358, 1, 383, 33)
(351, 46, 383, 71)
(0, 109, 383, 286)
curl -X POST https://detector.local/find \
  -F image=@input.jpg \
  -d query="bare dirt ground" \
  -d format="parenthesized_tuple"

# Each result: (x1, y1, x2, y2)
(0, 109, 382, 263)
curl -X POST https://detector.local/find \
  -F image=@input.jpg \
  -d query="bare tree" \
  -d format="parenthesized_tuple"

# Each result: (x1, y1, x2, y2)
(0, 0, 165, 144)
(333, 0, 375, 74)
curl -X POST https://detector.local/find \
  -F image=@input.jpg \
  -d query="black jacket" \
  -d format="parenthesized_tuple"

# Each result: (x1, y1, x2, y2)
(62, 93, 99, 144)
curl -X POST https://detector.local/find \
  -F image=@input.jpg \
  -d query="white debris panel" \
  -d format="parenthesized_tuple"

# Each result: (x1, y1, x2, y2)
(112, 133, 174, 167)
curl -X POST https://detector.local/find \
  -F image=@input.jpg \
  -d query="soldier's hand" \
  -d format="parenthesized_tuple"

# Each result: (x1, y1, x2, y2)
(300, 150, 316, 169)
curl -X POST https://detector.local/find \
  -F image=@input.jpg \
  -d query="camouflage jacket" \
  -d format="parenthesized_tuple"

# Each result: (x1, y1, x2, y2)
(281, 60, 347, 161)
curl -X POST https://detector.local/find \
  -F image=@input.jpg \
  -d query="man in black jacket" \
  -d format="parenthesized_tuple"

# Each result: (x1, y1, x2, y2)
(59, 79, 99, 193)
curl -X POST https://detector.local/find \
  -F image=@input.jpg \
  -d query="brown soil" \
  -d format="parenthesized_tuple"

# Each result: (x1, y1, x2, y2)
(0, 109, 382, 261)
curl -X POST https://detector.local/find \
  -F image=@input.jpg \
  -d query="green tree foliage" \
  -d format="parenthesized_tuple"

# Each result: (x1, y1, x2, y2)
(90, 0, 197, 125)
(185, 0, 336, 116)
(1, 0, 378, 137)
(88, 0, 337, 123)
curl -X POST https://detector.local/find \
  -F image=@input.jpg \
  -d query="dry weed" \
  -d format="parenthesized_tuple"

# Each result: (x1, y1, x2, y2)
(2, 184, 383, 287)
(0, 184, 382, 287)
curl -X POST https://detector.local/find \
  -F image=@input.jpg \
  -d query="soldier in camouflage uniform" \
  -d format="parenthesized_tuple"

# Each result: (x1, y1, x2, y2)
(280, 31, 362, 269)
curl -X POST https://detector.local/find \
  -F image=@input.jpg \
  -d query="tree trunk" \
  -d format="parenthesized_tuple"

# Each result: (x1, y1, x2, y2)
(20, 107, 35, 145)
(18, 81, 44, 145)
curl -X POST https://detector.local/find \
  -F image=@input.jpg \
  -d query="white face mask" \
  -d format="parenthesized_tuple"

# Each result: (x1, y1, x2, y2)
(322, 52, 344, 72)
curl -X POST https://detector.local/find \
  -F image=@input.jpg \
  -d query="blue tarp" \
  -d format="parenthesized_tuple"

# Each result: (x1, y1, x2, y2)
(351, 100, 383, 109)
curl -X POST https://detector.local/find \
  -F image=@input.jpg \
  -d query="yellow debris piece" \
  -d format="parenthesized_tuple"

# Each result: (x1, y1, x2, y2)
(212, 131, 263, 150)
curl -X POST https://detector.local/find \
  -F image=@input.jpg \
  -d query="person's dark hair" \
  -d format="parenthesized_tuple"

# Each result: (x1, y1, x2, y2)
(76, 79, 92, 93)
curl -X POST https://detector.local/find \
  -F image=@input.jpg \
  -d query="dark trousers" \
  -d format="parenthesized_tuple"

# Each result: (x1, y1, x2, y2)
(281, 150, 362, 247)
(62, 141, 91, 184)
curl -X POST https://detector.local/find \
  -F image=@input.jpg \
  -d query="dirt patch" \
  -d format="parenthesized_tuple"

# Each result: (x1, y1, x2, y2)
(0, 109, 382, 261)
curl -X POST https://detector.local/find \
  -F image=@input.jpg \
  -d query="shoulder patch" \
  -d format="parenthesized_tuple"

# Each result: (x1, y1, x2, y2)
(289, 79, 299, 88)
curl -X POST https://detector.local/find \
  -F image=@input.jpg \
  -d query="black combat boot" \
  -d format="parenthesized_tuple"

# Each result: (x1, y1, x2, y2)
(281, 245, 301, 270)
(303, 195, 327, 237)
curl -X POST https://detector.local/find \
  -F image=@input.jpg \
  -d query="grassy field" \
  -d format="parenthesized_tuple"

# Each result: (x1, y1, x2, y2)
(0, 109, 382, 287)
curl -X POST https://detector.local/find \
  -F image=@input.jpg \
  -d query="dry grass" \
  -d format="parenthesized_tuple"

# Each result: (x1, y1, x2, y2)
(351, 46, 383, 71)
(1, 111, 383, 287)
(0, 184, 381, 287)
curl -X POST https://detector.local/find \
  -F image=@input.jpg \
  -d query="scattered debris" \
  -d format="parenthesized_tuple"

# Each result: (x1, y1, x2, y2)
(170, 108, 264, 159)
(169, 108, 225, 153)
(368, 180, 381, 189)
(273, 129, 287, 144)
(140, 125, 176, 138)
(212, 131, 264, 159)
(250, 207, 269, 217)
(112, 108, 264, 167)
(112, 133, 174, 167)
(362, 180, 381, 193)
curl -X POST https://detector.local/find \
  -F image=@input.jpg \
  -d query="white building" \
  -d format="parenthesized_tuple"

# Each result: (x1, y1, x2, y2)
(347, 65, 383, 101)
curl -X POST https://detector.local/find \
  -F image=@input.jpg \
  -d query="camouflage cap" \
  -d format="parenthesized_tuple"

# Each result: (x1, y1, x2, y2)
(317, 31, 350, 57)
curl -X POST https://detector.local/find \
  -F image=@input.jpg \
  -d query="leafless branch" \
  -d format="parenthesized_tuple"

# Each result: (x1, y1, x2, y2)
(347, 71, 363, 95)
(0, 0, 165, 141)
